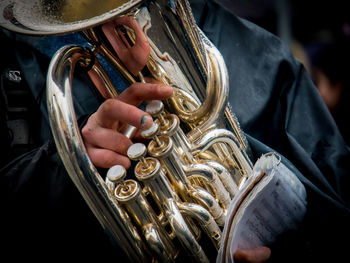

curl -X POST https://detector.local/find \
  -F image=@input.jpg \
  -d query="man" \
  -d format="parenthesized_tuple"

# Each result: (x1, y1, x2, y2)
(1, 0, 349, 262)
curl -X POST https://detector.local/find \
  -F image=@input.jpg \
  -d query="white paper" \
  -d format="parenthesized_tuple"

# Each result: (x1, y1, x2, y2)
(217, 153, 307, 263)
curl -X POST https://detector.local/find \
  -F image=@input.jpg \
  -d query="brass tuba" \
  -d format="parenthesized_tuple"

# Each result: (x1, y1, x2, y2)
(1, 0, 254, 261)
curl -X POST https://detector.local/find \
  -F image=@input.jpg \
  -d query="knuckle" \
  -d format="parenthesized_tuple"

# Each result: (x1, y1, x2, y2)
(81, 126, 94, 140)
(127, 84, 139, 97)
(128, 84, 145, 101)
(100, 98, 116, 114)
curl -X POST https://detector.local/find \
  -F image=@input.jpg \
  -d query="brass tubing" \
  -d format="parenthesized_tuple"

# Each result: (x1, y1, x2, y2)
(83, 28, 137, 85)
(164, 199, 210, 263)
(176, 202, 222, 249)
(205, 160, 239, 198)
(88, 59, 119, 99)
(148, 136, 193, 202)
(136, 161, 222, 250)
(115, 179, 175, 262)
(135, 157, 179, 205)
(183, 163, 231, 210)
(189, 188, 226, 227)
(133, 146, 211, 262)
(186, 42, 229, 142)
(158, 114, 194, 164)
(46, 45, 147, 261)
(191, 129, 253, 183)
(148, 135, 226, 226)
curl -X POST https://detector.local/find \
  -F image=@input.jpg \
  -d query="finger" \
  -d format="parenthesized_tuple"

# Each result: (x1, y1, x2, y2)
(144, 76, 162, 84)
(118, 82, 173, 106)
(86, 146, 131, 169)
(234, 247, 271, 263)
(94, 99, 153, 130)
(82, 125, 133, 155)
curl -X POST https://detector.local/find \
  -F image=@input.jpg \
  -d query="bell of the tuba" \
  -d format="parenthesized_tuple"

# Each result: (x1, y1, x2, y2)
(0, 0, 143, 35)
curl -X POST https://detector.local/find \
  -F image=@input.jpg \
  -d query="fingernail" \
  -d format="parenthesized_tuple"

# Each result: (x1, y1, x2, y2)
(140, 115, 152, 128)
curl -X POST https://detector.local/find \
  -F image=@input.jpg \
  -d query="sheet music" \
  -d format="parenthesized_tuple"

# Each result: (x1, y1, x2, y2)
(217, 153, 307, 263)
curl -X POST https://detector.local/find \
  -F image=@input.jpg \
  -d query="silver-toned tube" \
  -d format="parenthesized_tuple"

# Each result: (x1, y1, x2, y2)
(46, 45, 147, 262)
(186, 42, 229, 142)
(176, 202, 221, 249)
(87, 59, 119, 99)
(191, 129, 253, 185)
(143, 224, 175, 263)
(183, 163, 231, 210)
(205, 160, 239, 198)
(115, 180, 175, 263)
(148, 136, 193, 202)
(136, 156, 222, 257)
(135, 157, 178, 205)
(164, 199, 209, 263)
(189, 188, 226, 226)
(148, 136, 226, 225)
(163, 114, 195, 164)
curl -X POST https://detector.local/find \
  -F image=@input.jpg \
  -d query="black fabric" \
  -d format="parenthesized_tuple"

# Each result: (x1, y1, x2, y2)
(1, 0, 350, 262)
(1, 141, 121, 261)
(246, 135, 350, 262)
(189, 1, 350, 261)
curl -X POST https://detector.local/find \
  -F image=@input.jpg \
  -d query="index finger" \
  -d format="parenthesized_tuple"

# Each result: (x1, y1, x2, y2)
(94, 98, 153, 130)
(118, 82, 173, 106)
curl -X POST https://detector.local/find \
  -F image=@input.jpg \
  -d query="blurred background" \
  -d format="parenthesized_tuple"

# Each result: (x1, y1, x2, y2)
(218, 0, 350, 144)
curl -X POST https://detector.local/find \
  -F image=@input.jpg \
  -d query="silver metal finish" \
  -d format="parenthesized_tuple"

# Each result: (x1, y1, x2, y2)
(140, 122, 159, 139)
(127, 142, 147, 161)
(107, 165, 127, 183)
(46, 45, 147, 261)
(146, 100, 164, 116)
(0, 0, 143, 35)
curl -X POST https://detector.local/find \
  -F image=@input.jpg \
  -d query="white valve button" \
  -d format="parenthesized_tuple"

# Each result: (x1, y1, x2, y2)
(146, 100, 164, 116)
(107, 165, 127, 183)
(127, 143, 147, 161)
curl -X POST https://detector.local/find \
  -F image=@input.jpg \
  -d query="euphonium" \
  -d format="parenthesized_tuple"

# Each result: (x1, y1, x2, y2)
(1, 0, 255, 261)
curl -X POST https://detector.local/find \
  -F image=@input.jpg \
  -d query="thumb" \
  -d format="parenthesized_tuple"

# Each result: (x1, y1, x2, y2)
(234, 246, 271, 263)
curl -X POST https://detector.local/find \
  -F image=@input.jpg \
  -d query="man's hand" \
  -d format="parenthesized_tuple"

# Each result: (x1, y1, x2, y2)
(82, 82, 173, 168)
(234, 247, 271, 263)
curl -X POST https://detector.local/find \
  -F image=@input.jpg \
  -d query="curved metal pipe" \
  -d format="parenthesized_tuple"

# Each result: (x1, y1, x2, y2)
(115, 179, 176, 263)
(183, 163, 231, 210)
(46, 45, 147, 262)
(189, 188, 226, 226)
(169, 48, 216, 124)
(176, 202, 222, 249)
(191, 129, 253, 183)
(205, 160, 239, 198)
(164, 199, 209, 263)
(143, 224, 175, 263)
(186, 41, 229, 142)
